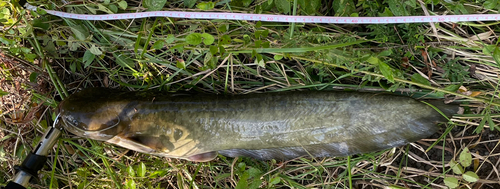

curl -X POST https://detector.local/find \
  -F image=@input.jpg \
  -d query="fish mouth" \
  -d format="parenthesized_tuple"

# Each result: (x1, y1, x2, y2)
(60, 114, 119, 141)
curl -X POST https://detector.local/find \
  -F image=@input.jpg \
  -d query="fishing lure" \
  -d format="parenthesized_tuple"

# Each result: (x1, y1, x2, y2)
(59, 88, 458, 162)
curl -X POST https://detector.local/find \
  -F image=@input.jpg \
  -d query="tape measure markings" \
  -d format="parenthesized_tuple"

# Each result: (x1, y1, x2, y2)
(26, 4, 500, 24)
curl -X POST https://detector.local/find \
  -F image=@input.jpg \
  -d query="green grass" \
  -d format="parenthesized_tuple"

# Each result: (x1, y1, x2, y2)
(1, 0, 500, 188)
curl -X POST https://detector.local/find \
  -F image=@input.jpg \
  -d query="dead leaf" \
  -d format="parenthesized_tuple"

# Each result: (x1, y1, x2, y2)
(458, 86, 468, 93)
(468, 31, 493, 41)
(470, 91, 482, 97)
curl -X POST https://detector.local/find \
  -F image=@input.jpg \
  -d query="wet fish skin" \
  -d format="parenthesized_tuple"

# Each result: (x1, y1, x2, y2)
(59, 88, 457, 161)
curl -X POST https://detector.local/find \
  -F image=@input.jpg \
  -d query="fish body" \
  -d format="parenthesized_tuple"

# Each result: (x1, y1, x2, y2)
(59, 88, 457, 161)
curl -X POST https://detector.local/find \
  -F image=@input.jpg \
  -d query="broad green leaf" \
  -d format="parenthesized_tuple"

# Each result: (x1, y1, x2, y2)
(143, 0, 167, 11)
(29, 72, 39, 83)
(108, 4, 118, 13)
(308, 0, 321, 15)
(152, 40, 165, 50)
(32, 18, 50, 30)
(0, 36, 14, 45)
(246, 168, 262, 177)
(165, 34, 175, 43)
(10, 47, 20, 55)
(70, 62, 76, 73)
(219, 45, 226, 54)
(366, 56, 379, 65)
(459, 147, 472, 167)
(97, 4, 114, 14)
(379, 7, 394, 16)
(483, 45, 500, 62)
(170, 44, 184, 53)
(454, 3, 469, 14)
(449, 160, 464, 174)
(443, 177, 459, 189)
(235, 172, 249, 189)
(275, 0, 290, 14)
(254, 40, 262, 48)
(70, 25, 89, 41)
(149, 170, 168, 178)
(118, 1, 128, 9)
(136, 162, 146, 177)
(196, 1, 215, 10)
(218, 24, 228, 33)
(126, 179, 136, 189)
(209, 45, 218, 55)
(241, 0, 254, 7)
(255, 4, 262, 13)
(388, 0, 409, 16)
(411, 73, 430, 86)
(261, 30, 269, 38)
(274, 55, 283, 60)
(270, 177, 280, 184)
(299, 0, 320, 15)
(25, 54, 37, 62)
(404, 0, 417, 8)
(201, 33, 215, 45)
(85, 6, 97, 14)
(332, 0, 355, 16)
(203, 52, 213, 66)
(262, 41, 270, 48)
(378, 61, 394, 83)
(379, 49, 392, 56)
(221, 34, 231, 45)
(20, 47, 31, 54)
(462, 171, 479, 183)
(249, 178, 263, 188)
(36, 7, 47, 15)
(89, 45, 102, 55)
(494, 46, 500, 64)
(127, 166, 135, 177)
(484, 0, 499, 9)
(184, 0, 197, 8)
(255, 57, 265, 68)
(83, 50, 96, 67)
(0, 89, 8, 97)
(186, 33, 202, 45)
(176, 59, 186, 69)
(482, 45, 496, 55)
(254, 30, 262, 39)
(256, 21, 262, 28)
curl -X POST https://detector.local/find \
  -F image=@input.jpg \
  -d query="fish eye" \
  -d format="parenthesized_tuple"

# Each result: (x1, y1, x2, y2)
(62, 115, 78, 127)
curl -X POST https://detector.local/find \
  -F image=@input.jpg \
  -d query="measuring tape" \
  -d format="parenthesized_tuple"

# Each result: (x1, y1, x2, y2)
(25, 3, 500, 24)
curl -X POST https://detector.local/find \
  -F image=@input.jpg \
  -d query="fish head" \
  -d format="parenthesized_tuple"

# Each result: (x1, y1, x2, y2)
(58, 89, 130, 141)
(109, 115, 201, 158)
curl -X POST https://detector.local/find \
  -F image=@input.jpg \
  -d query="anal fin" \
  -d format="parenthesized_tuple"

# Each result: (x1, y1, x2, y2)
(187, 151, 218, 162)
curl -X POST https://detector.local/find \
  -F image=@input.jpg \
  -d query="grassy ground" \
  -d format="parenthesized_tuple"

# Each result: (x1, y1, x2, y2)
(1, 0, 500, 188)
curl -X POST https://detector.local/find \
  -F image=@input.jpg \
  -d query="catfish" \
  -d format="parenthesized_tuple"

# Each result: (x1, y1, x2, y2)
(59, 88, 458, 162)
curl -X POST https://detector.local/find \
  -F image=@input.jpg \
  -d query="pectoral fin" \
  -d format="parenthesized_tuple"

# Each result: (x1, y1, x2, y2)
(187, 151, 218, 162)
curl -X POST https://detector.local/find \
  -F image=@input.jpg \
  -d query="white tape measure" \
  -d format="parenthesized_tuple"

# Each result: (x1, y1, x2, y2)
(26, 3, 500, 24)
